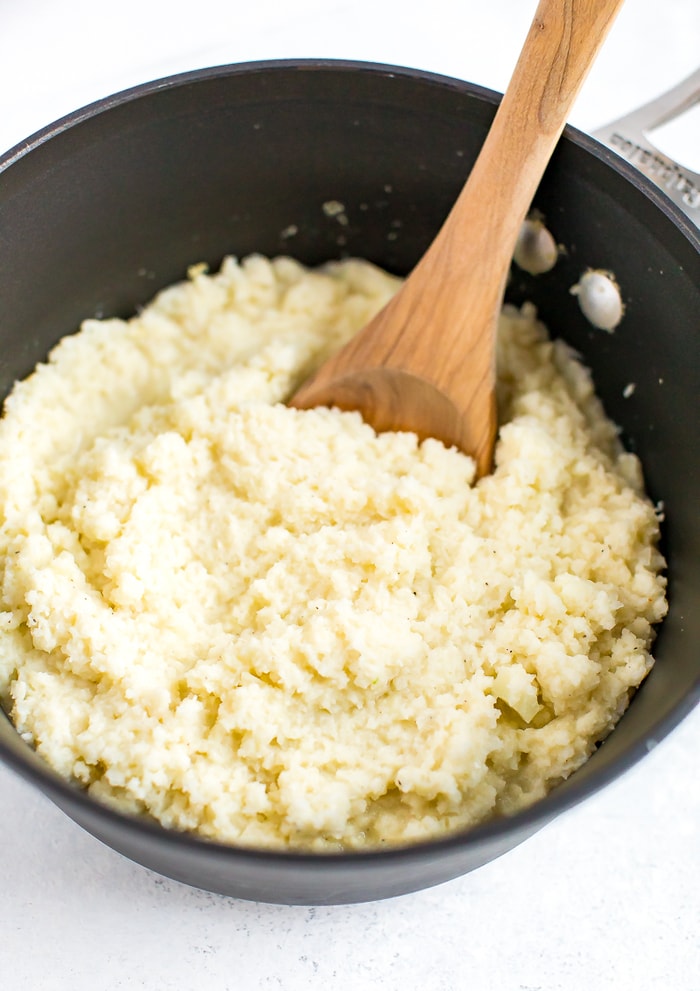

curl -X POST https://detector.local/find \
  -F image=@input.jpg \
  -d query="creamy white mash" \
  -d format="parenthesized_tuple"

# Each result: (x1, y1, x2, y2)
(0, 255, 666, 850)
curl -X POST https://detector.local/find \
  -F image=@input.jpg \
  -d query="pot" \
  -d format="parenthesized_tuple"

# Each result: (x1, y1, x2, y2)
(0, 60, 698, 905)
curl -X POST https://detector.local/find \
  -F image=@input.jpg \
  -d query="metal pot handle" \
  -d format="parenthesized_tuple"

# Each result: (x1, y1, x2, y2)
(592, 68, 700, 230)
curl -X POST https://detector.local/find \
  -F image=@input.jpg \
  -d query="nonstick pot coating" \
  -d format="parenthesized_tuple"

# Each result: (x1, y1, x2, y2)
(0, 60, 698, 904)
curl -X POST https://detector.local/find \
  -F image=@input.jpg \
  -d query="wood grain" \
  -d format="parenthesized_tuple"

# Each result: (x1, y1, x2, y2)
(290, 0, 625, 476)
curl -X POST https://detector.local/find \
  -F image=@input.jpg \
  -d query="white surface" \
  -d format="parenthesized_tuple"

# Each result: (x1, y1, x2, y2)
(1, 1, 699, 988)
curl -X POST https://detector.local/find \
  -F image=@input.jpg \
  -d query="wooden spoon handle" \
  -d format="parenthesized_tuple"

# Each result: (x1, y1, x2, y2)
(437, 0, 625, 288)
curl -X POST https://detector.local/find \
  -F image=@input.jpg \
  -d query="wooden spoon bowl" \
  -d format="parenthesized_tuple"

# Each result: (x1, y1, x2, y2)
(291, 0, 625, 476)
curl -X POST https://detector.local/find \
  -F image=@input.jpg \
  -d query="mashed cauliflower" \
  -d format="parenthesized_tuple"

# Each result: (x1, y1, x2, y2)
(0, 255, 666, 850)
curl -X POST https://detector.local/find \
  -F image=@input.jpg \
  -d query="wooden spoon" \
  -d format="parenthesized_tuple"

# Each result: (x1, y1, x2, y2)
(290, 0, 625, 476)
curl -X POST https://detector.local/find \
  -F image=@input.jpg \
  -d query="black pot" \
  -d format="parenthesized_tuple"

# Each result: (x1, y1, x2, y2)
(0, 60, 698, 905)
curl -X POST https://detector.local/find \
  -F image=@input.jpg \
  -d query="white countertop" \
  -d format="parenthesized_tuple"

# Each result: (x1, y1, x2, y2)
(1, 2, 699, 988)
